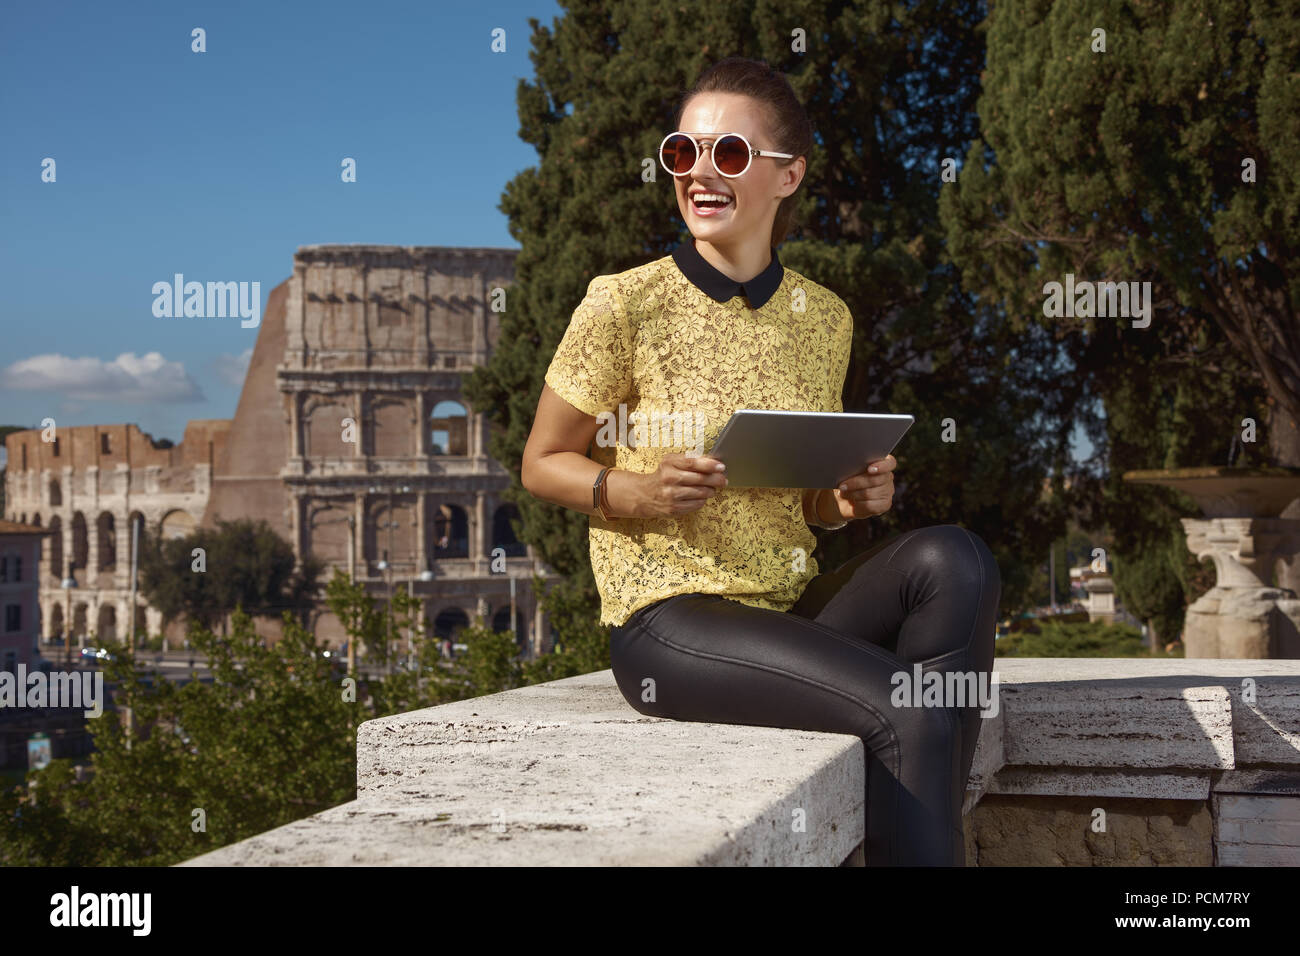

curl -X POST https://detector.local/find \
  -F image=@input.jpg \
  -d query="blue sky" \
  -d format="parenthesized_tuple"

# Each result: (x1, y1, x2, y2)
(1, 0, 561, 447)
(1, 0, 1095, 465)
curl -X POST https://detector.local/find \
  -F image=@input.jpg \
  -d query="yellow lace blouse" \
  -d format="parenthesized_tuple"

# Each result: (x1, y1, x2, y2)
(543, 251, 854, 627)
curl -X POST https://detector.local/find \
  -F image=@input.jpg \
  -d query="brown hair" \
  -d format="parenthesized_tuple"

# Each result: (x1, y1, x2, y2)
(673, 57, 813, 248)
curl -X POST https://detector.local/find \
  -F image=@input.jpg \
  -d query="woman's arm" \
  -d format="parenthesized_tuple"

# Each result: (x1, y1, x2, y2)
(522, 383, 647, 518)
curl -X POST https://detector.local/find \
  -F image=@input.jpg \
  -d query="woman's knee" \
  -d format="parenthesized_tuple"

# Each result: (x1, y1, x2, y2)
(898, 524, 1000, 593)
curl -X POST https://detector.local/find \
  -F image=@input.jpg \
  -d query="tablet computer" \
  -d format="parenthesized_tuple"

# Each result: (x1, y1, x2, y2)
(706, 410, 914, 488)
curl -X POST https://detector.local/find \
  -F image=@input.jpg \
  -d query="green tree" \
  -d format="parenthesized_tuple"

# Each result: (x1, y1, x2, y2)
(0, 610, 359, 866)
(942, 0, 1300, 468)
(323, 568, 390, 669)
(1025, 522, 1099, 609)
(941, 0, 1291, 643)
(137, 518, 322, 636)
(0, 758, 103, 865)
(431, 618, 526, 703)
(0, 585, 541, 866)
(323, 568, 527, 714)
(1112, 526, 1193, 648)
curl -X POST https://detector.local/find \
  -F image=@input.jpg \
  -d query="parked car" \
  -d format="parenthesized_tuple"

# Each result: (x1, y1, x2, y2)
(79, 646, 115, 662)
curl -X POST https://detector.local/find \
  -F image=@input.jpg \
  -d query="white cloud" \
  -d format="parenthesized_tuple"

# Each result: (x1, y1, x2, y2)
(212, 348, 254, 387)
(0, 352, 204, 403)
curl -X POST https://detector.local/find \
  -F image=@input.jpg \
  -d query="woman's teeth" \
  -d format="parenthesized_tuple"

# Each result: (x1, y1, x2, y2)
(692, 193, 733, 215)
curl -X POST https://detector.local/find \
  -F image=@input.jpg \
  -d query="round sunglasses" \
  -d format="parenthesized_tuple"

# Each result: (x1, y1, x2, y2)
(658, 131, 794, 178)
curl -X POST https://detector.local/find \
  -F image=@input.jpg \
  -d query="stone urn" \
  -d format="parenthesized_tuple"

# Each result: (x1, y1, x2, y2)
(1124, 467, 1300, 659)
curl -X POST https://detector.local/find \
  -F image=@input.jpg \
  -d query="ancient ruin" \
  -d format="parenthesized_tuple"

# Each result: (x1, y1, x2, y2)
(3, 245, 552, 655)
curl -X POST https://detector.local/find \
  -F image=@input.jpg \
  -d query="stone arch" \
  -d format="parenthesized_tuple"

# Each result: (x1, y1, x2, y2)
(491, 605, 527, 648)
(304, 398, 354, 458)
(97, 604, 117, 643)
(31, 513, 41, 527)
(128, 603, 146, 643)
(429, 400, 468, 456)
(70, 512, 88, 574)
(48, 602, 64, 640)
(370, 398, 412, 457)
(491, 503, 526, 557)
(312, 610, 348, 647)
(71, 602, 88, 641)
(432, 606, 470, 642)
(19, 512, 26, 524)
(48, 478, 62, 507)
(306, 501, 351, 565)
(161, 510, 196, 540)
(429, 501, 469, 559)
(365, 495, 416, 568)
(47, 515, 63, 579)
(97, 511, 117, 570)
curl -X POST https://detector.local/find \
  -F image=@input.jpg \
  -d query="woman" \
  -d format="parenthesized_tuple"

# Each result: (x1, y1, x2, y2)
(521, 57, 1001, 866)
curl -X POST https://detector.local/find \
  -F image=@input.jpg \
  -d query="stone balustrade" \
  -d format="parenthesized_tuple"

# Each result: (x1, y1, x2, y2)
(180, 657, 1300, 867)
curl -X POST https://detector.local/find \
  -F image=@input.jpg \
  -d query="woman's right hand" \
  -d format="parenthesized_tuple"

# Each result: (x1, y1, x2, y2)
(636, 453, 729, 517)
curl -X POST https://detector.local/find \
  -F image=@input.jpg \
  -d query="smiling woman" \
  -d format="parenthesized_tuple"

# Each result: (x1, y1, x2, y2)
(659, 66, 812, 280)
(523, 56, 1002, 867)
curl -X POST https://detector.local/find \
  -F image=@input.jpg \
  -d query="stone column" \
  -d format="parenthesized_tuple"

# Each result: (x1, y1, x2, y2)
(354, 492, 366, 577)
(290, 491, 305, 563)
(356, 392, 368, 462)
(475, 492, 487, 573)
(116, 506, 132, 590)
(289, 393, 302, 458)
(85, 465, 100, 572)
(1181, 517, 1300, 658)
(415, 391, 428, 457)
(415, 491, 427, 575)
(145, 607, 163, 646)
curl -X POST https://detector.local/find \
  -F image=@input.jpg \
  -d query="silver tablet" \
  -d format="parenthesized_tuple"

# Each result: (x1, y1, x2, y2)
(706, 410, 914, 488)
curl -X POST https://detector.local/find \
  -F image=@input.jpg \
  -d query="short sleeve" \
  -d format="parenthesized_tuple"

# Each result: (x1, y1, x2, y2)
(544, 276, 632, 418)
(828, 300, 853, 413)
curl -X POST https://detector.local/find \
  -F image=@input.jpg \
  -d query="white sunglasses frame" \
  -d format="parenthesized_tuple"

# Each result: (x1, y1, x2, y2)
(658, 131, 794, 179)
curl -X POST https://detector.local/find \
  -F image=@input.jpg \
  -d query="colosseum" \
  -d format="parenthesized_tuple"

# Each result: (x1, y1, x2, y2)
(3, 244, 555, 656)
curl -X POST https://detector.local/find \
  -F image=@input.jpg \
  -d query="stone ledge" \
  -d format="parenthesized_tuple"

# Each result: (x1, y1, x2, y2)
(180, 658, 1300, 866)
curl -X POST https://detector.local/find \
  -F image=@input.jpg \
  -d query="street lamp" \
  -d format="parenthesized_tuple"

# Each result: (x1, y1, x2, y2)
(409, 567, 433, 666)
(61, 562, 77, 666)
(377, 551, 392, 665)
(346, 514, 358, 676)
(369, 484, 411, 669)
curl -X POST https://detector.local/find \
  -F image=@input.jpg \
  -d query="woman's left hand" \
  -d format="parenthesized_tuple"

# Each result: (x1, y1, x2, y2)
(832, 454, 896, 520)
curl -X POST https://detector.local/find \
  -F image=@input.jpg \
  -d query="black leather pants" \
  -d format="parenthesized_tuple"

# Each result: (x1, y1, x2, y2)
(608, 524, 1002, 866)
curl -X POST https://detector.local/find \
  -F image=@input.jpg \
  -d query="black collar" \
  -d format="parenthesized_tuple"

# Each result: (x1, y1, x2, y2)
(671, 238, 783, 309)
